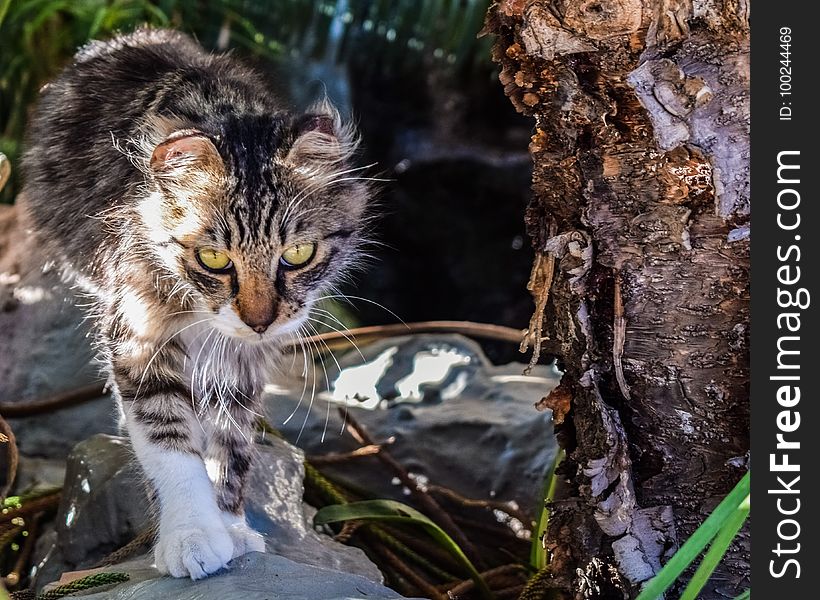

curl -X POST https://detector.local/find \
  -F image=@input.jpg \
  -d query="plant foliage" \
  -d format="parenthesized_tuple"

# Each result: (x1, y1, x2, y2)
(636, 471, 750, 600)
(314, 498, 493, 600)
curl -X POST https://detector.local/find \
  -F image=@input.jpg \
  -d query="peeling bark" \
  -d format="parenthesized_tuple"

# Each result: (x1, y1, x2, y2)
(484, 1, 749, 597)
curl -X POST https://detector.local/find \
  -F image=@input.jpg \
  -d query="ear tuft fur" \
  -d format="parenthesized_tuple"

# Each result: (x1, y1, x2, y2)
(286, 99, 359, 168)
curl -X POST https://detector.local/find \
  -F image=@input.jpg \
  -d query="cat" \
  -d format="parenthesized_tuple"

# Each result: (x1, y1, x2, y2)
(21, 28, 370, 579)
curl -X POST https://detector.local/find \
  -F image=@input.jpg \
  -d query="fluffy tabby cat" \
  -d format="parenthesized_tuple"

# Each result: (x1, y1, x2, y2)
(21, 29, 369, 579)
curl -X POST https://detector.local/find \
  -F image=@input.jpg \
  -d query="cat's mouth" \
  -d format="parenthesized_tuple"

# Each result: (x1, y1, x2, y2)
(209, 305, 306, 345)
(210, 323, 280, 345)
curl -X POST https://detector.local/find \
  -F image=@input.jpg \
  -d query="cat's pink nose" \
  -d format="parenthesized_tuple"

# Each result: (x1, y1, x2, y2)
(234, 282, 278, 334)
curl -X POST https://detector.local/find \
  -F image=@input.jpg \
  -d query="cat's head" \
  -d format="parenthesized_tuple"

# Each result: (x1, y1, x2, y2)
(136, 101, 370, 343)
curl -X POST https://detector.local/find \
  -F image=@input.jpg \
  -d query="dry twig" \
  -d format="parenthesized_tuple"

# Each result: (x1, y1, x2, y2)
(445, 564, 529, 598)
(0, 384, 106, 419)
(95, 528, 156, 567)
(378, 544, 448, 600)
(428, 484, 529, 524)
(0, 490, 61, 525)
(4, 513, 39, 588)
(0, 415, 18, 500)
(306, 443, 383, 465)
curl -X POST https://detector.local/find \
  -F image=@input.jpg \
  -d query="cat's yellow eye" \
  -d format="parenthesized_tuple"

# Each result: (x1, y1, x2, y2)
(196, 247, 233, 272)
(281, 242, 316, 268)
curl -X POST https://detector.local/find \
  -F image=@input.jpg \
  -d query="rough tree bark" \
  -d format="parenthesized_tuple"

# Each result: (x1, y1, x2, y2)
(483, 1, 749, 598)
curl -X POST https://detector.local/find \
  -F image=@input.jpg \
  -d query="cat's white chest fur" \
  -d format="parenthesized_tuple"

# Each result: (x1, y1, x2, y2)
(178, 319, 278, 415)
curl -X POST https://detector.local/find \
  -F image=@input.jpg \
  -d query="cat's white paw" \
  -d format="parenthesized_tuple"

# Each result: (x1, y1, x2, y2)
(155, 524, 234, 580)
(220, 512, 266, 558)
(225, 522, 266, 558)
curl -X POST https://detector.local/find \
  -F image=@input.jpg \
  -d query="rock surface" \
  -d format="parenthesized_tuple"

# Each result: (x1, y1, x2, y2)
(0, 202, 100, 404)
(0, 202, 114, 463)
(70, 553, 412, 600)
(265, 334, 560, 519)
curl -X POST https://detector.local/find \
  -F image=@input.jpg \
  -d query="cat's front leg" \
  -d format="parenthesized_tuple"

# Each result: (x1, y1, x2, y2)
(120, 381, 234, 579)
(205, 412, 265, 559)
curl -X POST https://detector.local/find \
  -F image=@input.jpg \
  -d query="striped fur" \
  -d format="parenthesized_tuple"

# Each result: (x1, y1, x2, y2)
(21, 29, 371, 579)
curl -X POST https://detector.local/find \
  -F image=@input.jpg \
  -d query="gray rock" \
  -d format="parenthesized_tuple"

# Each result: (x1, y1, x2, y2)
(245, 434, 382, 581)
(55, 435, 150, 568)
(35, 433, 382, 590)
(8, 396, 117, 460)
(12, 456, 66, 493)
(0, 202, 115, 460)
(0, 202, 100, 406)
(265, 334, 560, 519)
(70, 553, 413, 600)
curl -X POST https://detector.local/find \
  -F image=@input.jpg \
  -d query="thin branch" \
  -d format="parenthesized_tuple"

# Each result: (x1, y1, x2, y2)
(0, 414, 18, 501)
(0, 153, 10, 193)
(332, 520, 363, 543)
(0, 490, 61, 524)
(444, 564, 529, 597)
(305, 320, 526, 351)
(428, 484, 529, 524)
(307, 443, 383, 465)
(95, 527, 156, 568)
(378, 543, 448, 600)
(4, 512, 39, 588)
(0, 383, 106, 418)
(372, 525, 462, 582)
(451, 514, 530, 545)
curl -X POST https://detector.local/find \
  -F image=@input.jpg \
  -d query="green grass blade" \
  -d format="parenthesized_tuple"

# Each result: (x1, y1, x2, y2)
(635, 471, 750, 600)
(733, 589, 750, 600)
(531, 448, 564, 570)
(680, 494, 750, 600)
(314, 499, 493, 600)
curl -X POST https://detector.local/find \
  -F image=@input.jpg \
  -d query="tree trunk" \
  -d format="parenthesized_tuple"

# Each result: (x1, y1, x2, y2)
(483, 1, 750, 597)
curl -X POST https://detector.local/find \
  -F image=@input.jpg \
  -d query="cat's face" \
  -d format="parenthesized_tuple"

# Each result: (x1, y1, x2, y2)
(138, 104, 368, 344)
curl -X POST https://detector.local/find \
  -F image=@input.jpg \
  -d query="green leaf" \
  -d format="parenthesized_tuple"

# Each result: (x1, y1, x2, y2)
(680, 494, 750, 600)
(733, 589, 750, 600)
(636, 471, 750, 600)
(0, 0, 12, 29)
(531, 448, 564, 570)
(314, 499, 492, 600)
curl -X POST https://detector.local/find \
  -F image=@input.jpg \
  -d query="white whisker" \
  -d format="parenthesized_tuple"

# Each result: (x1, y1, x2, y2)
(303, 321, 335, 443)
(294, 326, 318, 446)
(320, 293, 407, 326)
(135, 316, 214, 402)
(283, 326, 310, 426)
(306, 315, 366, 364)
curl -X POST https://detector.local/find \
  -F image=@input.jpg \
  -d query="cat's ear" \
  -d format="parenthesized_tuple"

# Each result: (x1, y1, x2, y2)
(286, 100, 358, 167)
(149, 130, 225, 194)
(150, 130, 222, 174)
